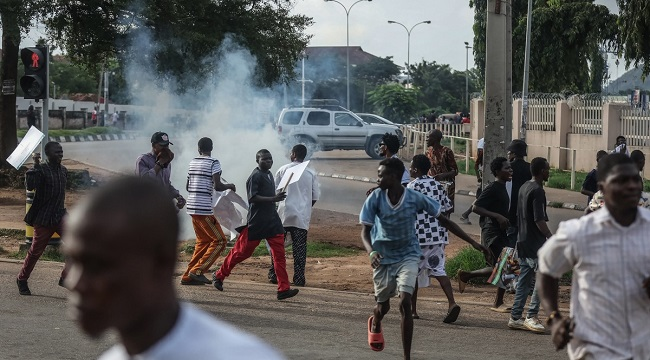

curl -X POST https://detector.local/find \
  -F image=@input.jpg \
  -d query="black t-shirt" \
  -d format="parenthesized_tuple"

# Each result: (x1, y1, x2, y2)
(508, 158, 532, 223)
(582, 169, 598, 204)
(245, 167, 284, 241)
(475, 181, 509, 247)
(516, 180, 548, 259)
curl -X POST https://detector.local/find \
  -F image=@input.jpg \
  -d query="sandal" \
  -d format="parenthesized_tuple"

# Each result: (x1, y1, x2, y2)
(456, 270, 467, 293)
(367, 316, 385, 352)
(443, 305, 461, 324)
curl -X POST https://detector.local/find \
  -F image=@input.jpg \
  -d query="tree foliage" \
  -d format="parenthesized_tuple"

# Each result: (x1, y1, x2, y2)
(470, 0, 617, 93)
(409, 60, 479, 114)
(367, 83, 422, 123)
(353, 56, 401, 86)
(617, 0, 650, 77)
(45, 0, 313, 90)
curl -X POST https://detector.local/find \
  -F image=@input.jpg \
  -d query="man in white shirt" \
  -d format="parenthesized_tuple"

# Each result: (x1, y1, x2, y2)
(538, 153, 650, 360)
(268, 144, 320, 286)
(63, 176, 285, 360)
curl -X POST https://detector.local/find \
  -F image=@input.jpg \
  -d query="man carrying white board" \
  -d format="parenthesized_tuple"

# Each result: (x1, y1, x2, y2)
(268, 144, 320, 286)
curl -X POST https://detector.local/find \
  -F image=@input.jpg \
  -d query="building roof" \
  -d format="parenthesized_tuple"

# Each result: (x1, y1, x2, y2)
(304, 46, 384, 66)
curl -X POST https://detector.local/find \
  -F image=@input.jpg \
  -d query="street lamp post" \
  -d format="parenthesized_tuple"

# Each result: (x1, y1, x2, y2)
(325, 0, 372, 110)
(387, 20, 431, 86)
(464, 41, 472, 112)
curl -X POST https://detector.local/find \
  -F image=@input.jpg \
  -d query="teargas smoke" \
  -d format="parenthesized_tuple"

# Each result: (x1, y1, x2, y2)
(124, 32, 290, 240)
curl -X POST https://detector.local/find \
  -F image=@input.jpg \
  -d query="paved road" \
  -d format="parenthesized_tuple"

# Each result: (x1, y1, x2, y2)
(0, 259, 566, 360)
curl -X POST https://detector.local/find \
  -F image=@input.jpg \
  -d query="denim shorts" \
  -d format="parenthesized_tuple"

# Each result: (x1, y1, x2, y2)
(372, 257, 419, 303)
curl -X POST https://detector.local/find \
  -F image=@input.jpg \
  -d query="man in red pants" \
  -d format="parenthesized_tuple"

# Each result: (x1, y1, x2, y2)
(213, 149, 299, 300)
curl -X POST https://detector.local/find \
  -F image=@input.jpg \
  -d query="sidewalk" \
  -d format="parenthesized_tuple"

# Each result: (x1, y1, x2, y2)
(311, 157, 587, 212)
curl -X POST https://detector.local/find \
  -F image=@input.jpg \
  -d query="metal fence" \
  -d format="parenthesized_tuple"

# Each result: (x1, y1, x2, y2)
(527, 96, 559, 131)
(621, 108, 650, 146)
(412, 123, 468, 137)
(568, 95, 603, 135)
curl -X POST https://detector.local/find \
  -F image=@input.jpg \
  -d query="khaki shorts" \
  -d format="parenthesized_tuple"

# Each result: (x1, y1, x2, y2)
(372, 257, 419, 303)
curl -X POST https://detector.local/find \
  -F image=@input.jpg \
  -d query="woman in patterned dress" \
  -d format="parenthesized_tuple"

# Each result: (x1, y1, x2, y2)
(426, 129, 459, 214)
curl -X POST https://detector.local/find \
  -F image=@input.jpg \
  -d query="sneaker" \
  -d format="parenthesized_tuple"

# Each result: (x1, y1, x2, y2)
(213, 278, 224, 291)
(508, 317, 526, 330)
(17, 279, 31, 296)
(269, 278, 278, 285)
(277, 288, 299, 300)
(58, 277, 65, 288)
(459, 216, 472, 225)
(180, 278, 205, 286)
(189, 273, 212, 284)
(524, 317, 546, 333)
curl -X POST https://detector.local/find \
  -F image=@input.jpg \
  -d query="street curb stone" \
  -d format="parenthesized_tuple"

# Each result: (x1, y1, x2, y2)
(317, 172, 585, 212)
(17, 133, 138, 143)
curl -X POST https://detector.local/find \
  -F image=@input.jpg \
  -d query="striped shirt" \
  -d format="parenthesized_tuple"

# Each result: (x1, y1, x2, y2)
(186, 156, 222, 215)
(24, 162, 67, 226)
(538, 207, 650, 359)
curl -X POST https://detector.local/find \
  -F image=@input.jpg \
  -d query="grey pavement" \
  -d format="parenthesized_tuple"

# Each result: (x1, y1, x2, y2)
(0, 259, 566, 360)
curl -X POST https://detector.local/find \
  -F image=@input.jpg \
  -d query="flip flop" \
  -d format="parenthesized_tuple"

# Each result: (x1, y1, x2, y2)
(456, 270, 467, 293)
(443, 304, 461, 324)
(367, 316, 384, 352)
(488, 305, 512, 313)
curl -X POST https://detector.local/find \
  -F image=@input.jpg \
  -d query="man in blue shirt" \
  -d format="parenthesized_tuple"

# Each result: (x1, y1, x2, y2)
(360, 157, 490, 360)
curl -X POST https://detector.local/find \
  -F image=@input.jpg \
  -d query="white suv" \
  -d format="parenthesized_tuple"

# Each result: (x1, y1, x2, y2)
(276, 105, 403, 159)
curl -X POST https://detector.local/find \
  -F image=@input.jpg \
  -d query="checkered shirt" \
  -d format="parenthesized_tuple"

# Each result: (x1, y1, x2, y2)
(407, 176, 452, 245)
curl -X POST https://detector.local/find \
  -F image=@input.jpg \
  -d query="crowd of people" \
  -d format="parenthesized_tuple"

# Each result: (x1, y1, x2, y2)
(13, 129, 650, 359)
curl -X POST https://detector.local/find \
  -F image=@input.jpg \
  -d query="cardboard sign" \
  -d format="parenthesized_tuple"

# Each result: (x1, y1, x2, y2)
(6, 126, 45, 169)
(276, 160, 310, 191)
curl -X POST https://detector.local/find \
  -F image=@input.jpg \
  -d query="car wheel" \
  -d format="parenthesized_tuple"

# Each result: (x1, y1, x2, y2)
(366, 136, 383, 159)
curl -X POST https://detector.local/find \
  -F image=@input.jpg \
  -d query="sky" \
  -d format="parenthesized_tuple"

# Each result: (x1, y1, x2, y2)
(16, 0, 622, 77)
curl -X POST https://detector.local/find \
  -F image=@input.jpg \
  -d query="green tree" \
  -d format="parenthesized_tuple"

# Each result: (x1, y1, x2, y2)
(617, 0, 650, 77)
(409, 60, 478, 114)
(470, 0, 617, 93)
(353, 56, 400, 86)
(367, 83, 423, 123)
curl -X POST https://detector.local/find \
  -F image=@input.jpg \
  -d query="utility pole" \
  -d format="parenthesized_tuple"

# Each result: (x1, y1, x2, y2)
(104, 71, 109, 125)
(483, 0, 512, 185)
(41, 45, 50, 156)
(520, 0, 533, 141)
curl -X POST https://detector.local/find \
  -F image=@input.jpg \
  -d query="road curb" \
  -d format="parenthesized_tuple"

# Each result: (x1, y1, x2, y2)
(317, 173, 585, 212)
(18, 133, 139, 143)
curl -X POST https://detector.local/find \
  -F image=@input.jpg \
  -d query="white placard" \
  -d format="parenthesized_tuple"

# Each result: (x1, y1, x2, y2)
(6, 126, 45, 170)
(276, 160, 310, 191)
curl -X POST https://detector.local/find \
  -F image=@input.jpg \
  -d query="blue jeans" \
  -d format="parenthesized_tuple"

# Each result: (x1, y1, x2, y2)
(511, 257, 541, 320)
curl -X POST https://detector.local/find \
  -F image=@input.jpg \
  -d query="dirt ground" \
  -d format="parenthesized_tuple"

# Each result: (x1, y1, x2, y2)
(0, 160, 570, 306)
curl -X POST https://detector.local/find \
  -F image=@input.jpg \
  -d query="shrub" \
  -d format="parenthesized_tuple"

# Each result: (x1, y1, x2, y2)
(445, 247, 487, 284)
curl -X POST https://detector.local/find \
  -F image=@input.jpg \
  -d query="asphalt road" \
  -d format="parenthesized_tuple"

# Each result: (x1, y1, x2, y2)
(0, 259, 567, 360)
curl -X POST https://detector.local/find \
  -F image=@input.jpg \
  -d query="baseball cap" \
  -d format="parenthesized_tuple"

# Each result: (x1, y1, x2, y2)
(151, 131, 173, 146)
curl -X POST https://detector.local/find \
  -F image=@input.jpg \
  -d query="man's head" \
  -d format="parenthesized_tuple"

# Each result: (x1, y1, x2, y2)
(506, 139, 527, 160)
(597, 153, 642, 211)
(44, 141, 63, 165)
(490, 157, 512, 182)
(616, 135, 626, 146)
(426, 129, 443, 147)
(377, 157, 405, 190)
(530, 157, 550, 182)
(596, 150, 608, 163)
(409, 154, 431, 178)
(150, 131, 173, 155)
(256, 149, 273, 171)
(63, 176, 179, 338)
(380, 133, 400, 157)
(198, 137, 213, 154)
(631, 150, 645, 172)
(28, 105, 34, 112)
(291, 144, 307, 162)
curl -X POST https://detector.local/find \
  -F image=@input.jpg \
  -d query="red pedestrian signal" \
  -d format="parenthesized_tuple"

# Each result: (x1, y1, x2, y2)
(20, 47, 48, 99)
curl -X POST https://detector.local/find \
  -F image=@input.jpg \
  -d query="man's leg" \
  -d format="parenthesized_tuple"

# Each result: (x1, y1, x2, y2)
(18, 224, 57, 281)
(215, 227, 259, 281)
(410, 280, 419, 319)
(55, 220, 69, 282)
(194, 215, 228, 275)
(395, 258, 418, 360)
(509, 257, 535, 327)
(267, 233, 291, 292)
(291, 228, 308, 286)
(182, 215, 211, 283)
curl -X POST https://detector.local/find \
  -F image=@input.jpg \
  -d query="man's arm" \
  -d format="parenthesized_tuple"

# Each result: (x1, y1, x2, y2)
(437, 216, 493, 263)
(472, 205, 509, 229)
(361, 224, 381, 268)
(247, 172, 285, 203)
(538, 273, 574, 350)
(533, 189, 553, 238)
(136, 156, 163, 177)
(213, 172, 235, 192)
(536, 220, 553, 239)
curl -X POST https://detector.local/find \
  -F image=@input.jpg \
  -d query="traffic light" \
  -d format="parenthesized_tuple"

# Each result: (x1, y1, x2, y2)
(20, 46, 48, 100)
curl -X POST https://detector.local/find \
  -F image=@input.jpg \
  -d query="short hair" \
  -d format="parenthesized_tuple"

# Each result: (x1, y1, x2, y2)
(292, 144, 307, 160)
(44, 141, 60, 154)
(507, 139, 527, 157)
(256, 149, 271, 161)
(411, 154, 431, 174)
(198, 137, 213, 152)
(597, 153, 635, 182)
(616, 135, 626, 142)
(490, 157, 508, 176)
(631, 149, 645, 162)
(530, 157, 548, 176)
(382, 133, 400, 154)
(379, 157, 406, 179)
(596, 150, 608, 161)
(429, 129, 443, 140)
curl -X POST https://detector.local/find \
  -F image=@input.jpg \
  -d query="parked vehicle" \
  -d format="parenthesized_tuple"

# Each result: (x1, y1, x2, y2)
(276, 106, 402, 159)
(356, 113, 406, 145)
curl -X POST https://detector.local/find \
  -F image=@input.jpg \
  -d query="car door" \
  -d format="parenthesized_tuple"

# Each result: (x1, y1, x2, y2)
(305, 110, 334, 148)
(332, 112, 367, 148)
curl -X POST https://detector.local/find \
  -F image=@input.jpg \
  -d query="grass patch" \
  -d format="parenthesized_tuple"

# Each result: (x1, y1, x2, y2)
(221, 241, 361, 258)
(0, 228, 24, 238)
(10, 247, 65, 262)
(456, 158, 477, 177)
(445, 247, 487, 284)
(18, 127, 123, 138)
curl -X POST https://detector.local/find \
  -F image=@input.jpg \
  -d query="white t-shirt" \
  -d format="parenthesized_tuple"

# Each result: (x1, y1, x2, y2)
(275, 161, 320, 230)
(477, 137, 484, 150)
(99, 303, 285, 360)
(186, 156, 222, 215)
